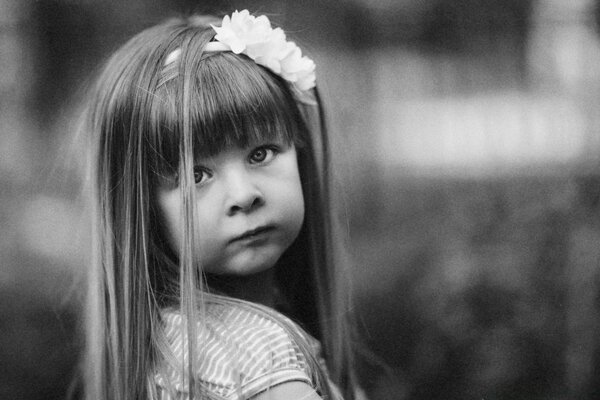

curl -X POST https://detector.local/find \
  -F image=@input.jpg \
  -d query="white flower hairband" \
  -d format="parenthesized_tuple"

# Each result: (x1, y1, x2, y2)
(206, 10, 316, 91)
(163, 10, 317, 94)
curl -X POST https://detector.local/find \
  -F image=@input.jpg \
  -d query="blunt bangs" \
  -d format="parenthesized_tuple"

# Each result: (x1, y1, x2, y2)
(150, 50, 306, 176)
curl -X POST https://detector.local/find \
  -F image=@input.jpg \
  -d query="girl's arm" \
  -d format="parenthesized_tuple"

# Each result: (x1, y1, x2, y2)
(252, 381, 323, 400)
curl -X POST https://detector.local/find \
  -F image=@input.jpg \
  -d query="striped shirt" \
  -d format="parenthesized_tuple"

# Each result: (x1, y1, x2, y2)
(153, 295, 334, 400)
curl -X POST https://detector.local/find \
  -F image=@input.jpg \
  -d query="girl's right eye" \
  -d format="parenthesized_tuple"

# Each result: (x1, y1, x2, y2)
(193, 166, 211, 185)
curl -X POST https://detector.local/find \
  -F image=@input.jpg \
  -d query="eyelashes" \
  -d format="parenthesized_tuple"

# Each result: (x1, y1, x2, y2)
(248, 145, 278, 164)
(183, 144, 283, 185)
(193, 165, 211, 185)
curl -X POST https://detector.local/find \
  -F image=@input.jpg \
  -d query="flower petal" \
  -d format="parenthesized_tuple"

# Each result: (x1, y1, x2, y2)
(209, 10, 316, 91)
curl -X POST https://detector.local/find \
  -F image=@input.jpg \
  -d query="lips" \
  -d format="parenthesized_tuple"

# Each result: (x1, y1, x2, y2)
(230, 225, 275, 243)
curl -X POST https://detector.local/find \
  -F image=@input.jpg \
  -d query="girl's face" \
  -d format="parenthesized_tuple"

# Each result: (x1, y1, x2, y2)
(156, 139, 305, 276)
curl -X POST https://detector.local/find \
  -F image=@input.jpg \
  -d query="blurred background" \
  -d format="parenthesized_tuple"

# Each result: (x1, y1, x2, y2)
(3, 0, 600, 399)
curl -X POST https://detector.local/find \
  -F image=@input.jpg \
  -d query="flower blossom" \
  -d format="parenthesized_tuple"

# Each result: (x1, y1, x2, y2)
(211, 10, 316, 91)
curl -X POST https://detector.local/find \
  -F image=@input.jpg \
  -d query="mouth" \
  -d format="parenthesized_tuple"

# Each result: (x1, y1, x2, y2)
(230, 225, 275, 243)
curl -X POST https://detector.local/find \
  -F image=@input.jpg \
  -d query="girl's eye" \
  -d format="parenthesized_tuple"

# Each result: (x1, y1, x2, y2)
(249, 146, 277, 164)
(193, 166, 211, 184)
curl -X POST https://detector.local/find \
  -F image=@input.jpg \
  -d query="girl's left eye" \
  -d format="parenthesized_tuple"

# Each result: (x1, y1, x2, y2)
(249, 146, 277, 164)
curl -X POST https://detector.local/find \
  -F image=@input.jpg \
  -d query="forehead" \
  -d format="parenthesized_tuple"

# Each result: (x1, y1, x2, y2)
(146, 51, 305, 175)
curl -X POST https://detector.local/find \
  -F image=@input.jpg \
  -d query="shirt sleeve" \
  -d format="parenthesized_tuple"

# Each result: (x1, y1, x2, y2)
(155, 305, 315, 400)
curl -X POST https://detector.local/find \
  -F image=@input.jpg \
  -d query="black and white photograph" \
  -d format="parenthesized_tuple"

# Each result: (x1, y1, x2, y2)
(2, 1, 600, 399)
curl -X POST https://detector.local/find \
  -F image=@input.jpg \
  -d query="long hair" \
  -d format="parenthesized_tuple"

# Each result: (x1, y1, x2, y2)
(83, 14, 355, 400)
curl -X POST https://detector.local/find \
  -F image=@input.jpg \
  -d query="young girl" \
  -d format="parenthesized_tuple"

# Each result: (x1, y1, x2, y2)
(83, 10, 356, 400)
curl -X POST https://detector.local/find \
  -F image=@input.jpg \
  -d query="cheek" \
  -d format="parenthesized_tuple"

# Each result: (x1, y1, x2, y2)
(193, 204, 219, 240)
(293, 180, 305, 219)
(289, 195, 305, 239)
(282, 171, 305, 231)
(155, 192, 183, 253)
(288, 157, 305, 225)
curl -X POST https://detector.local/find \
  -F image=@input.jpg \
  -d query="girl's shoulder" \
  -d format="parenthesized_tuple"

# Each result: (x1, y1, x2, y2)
(155, 294, 321, 400)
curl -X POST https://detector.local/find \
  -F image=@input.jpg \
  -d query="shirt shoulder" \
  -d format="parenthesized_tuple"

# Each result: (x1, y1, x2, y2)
(155, 297, 314, 400)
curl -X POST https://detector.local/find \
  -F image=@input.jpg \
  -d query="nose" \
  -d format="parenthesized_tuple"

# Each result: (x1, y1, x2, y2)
(224, 168, 264, 216)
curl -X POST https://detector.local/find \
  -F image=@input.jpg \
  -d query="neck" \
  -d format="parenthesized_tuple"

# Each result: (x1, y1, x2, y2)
(205, 268, 277, 308)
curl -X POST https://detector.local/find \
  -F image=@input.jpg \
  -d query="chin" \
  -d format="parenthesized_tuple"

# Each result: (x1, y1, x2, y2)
(224, 252, 282, 276)
(228, 261, 277, 276)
